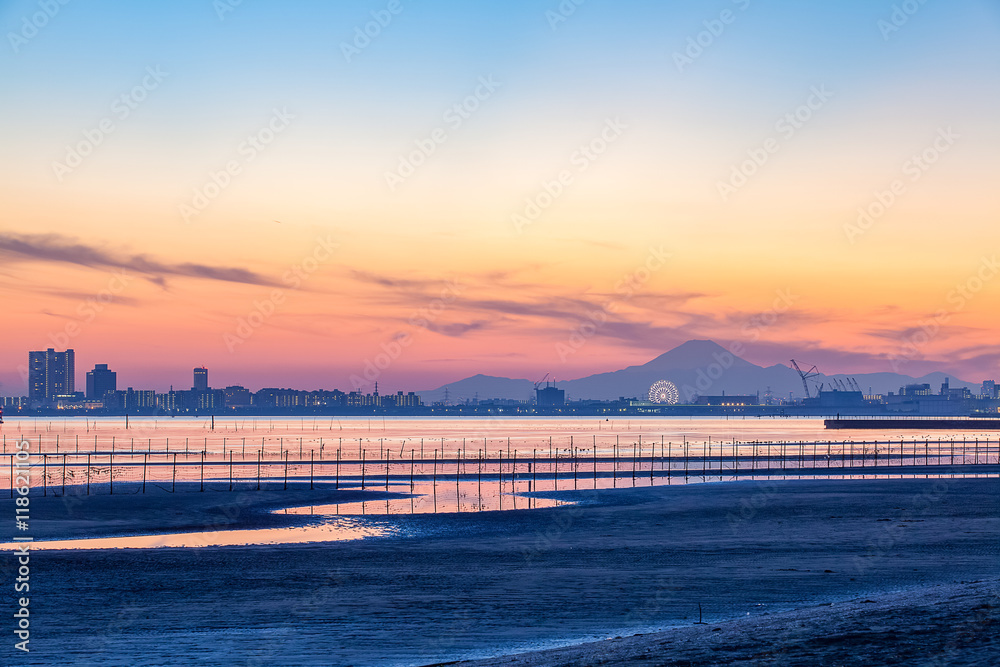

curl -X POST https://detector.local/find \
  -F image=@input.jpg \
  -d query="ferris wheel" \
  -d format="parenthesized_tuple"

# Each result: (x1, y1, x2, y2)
(648, 380, 679, 405)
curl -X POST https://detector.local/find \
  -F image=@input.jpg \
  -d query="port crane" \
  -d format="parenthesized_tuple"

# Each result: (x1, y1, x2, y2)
(789, 359, 822, 399)
(533, 373, 550, 391)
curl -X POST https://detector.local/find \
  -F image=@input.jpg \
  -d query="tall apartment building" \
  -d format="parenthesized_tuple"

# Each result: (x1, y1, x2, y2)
(28, 348, 75, 405)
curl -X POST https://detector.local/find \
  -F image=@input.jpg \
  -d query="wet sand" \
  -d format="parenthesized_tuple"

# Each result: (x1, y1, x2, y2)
(8, 477, 999, 665)
(456, 578, 999, 666)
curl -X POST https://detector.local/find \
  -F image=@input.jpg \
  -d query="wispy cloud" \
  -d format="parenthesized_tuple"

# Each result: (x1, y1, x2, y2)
(0, 233, 281, 288)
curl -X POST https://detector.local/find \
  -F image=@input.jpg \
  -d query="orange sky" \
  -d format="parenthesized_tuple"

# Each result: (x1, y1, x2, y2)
(2, 0, 999, 393)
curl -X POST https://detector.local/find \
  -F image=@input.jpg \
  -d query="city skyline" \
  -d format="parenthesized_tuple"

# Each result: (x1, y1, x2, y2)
(11, 341, 998, 409)
(2, 1, 1000, 395)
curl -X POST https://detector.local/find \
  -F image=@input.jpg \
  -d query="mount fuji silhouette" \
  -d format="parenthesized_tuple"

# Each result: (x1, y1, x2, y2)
(419, 340, 975, 403)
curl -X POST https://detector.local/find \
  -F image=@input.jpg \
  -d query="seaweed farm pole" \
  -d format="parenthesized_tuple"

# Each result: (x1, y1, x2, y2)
(229, 451, 234, 491)
(336, 448, 340, 490)
(172, 453, 177, 493)
(532, 449, 537, 490)
(512, 449, 518, 491)
(43, 454, 48, 497)
(386, 450, 390, 492)
(498, 450, 503, 511)
(142, 453, 147, 494)
(310, 450, 315, 490)
(554, 449, 558, 490)
(649, 444, 654, 484)
(87, 453, 91, 495)
(256, 450, 261, 491)
(62, 454, 67, 495)
(410, 449, 415, 490)
(361, 450, 366, 490)
(284, 451, 289, 490)
(631, 443, 636, 484)
(200, 451, 206, 492)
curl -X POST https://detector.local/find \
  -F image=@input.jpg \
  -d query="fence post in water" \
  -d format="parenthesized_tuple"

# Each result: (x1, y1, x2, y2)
(335, 448, 340, 490)
(229, 451, 234, 491)
(256, 450, 261, 491)
(361, 450, 366, 490)
(649, 445, 654, 484)
(284, 451, 289, 490)
(532, 449, 537, 490)
(513, 449, 518, 491)
(172, 453, 177, 493)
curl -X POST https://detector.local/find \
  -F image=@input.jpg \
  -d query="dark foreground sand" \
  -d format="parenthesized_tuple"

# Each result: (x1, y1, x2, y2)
(4, 476, 998, 665)
(455, 579, 999, 667)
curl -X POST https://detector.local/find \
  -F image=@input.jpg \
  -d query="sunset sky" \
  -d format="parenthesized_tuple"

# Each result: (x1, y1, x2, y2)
(2, 0, 999, 394)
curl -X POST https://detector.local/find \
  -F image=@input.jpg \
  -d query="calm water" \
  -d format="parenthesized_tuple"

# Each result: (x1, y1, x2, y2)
(3, 416, 996, 551)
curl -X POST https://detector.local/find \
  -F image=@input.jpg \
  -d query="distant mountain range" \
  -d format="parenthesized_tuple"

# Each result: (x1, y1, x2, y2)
(417, 340, 978, 403)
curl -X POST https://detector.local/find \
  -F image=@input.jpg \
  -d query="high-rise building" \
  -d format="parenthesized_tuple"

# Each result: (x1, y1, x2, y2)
(222, 386, 251, 408)
(86, 363, 117, 400)
(193, 367, 209, 392)
(28, 348, 75, 405)
(983, 380, 997, 399)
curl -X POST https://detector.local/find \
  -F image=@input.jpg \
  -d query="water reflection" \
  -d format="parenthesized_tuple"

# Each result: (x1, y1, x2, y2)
(7, 516, 389, 551)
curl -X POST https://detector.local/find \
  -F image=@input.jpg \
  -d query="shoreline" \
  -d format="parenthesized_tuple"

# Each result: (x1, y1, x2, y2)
(450, 578, 1000, 666)
(14, 477, 1000, 665)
